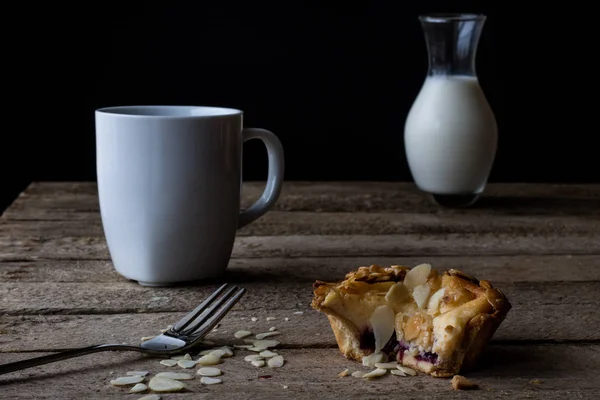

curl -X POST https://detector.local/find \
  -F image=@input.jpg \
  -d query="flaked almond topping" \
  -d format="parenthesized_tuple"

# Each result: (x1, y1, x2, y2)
(427, 287, 446, 313)
(110, 375, 145, 386)
(385, 282, 410, 304)
(369, 304, 395, 354)
(362, 368, 387, 379)
(404, 263, 431, 290)
(413, 284, 431, 309)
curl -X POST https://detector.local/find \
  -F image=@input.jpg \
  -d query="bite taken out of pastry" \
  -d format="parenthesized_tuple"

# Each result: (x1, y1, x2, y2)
(311, 263, 511, 378)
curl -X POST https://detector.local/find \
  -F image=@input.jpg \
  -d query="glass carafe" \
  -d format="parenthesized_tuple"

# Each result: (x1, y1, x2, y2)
(404, 14, 497, 207)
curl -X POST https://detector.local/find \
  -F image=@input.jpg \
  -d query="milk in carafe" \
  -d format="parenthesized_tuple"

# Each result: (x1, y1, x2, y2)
(404, 14, 497, 207)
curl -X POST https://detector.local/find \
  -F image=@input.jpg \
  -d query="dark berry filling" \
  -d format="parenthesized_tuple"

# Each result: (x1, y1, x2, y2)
(359, 328, 438, 364)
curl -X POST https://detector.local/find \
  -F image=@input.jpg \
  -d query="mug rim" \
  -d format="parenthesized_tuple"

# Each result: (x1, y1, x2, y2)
(95, 105, 243, 118)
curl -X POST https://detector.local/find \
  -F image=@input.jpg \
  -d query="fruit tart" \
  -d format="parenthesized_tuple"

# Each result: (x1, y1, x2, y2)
(311, 263, 511, 378)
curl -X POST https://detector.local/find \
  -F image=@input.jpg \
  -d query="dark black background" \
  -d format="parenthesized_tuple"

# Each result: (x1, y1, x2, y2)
(2, 0, 597, 212)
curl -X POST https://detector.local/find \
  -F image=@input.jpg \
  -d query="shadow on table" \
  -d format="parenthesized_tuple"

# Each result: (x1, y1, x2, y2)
(466, 196, 599, 216)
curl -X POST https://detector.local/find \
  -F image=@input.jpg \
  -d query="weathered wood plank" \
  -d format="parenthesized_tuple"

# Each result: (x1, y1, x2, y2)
(3, 182, 600, 219)
(1, 255, 598, 284)
(0, 234, 598, 261)
(2, 299, 600, 353)
(0, 255, 600, 283)
(1, 212, 598, 237)
(1, 281, 599, 343)
(0, 345, 598, 399)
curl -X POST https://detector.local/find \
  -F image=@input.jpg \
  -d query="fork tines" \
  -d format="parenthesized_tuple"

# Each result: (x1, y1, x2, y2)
(169, 283, 246, 339)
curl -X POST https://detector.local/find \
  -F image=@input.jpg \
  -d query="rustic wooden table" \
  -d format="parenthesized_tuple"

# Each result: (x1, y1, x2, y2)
(1, 182, 599, 399)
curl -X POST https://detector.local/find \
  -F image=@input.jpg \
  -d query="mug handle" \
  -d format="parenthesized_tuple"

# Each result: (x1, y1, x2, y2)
(238, 128, 285, 229)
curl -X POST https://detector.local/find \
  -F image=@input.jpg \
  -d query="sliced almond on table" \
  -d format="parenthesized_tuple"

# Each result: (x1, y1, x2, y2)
(251, 360, 266, 367)
(170, 353, 192, 360)
(233, 344, 254, 350)
(159, 359, 178, 367)
(251, 317, 258, 322)
(200, 376, 222, 385)
(245, 354, 264, 362)
(130, 383, 147, 393)
(362, 352, 387, 367)
(177, 359, 197, 369)
(256, 331, 281, 340)
(127, 371, 150, 377)
(362, 368, 387, 379)
(234, 330, 253, 339)
(266, 317, 276, 321)
(351, 371, 365, 378)
(338, 369, 350, 377)
(155, 372, 194, 380)
(269, 327, 277, 332)
(137, 395, 161, 400)
(197, 354, 222, 366)
(397, 365, 417, 376)
(197, 367, 222, 377)
(148, 376, 185, 392)
(259, 350, 278, 358)
(110, 375, 145, 386)
(390, 369, 407, 377)
(250, 339, 280, 348)
(267, 355, 284, 368)
(374, 362, 400, 369)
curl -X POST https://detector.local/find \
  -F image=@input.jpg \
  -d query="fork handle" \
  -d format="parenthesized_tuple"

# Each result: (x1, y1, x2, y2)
(0, 344, 147, 375)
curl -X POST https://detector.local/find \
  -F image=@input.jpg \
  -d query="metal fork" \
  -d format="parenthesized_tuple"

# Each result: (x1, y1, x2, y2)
(0, 283, 246, 375)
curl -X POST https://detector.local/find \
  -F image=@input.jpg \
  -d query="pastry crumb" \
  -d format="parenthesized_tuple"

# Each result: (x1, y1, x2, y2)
(451, 375, 479, 390)
(338, 368, 350, 377)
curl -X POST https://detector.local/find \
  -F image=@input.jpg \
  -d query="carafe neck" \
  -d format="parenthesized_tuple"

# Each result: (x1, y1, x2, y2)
(419, 14, 486, 77)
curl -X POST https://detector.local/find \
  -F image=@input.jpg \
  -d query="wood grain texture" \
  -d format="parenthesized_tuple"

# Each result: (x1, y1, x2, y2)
(2, 212, 599, 237)
(3, 182, 600, 219)
(0, 345, 598, 399)
(2, 255, 598, 283)
(1, 182, 599, 398)
(0, 233, 598, 261)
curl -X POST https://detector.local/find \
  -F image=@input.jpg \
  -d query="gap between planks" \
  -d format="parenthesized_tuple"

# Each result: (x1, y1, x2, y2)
(0, 346, 599, 399)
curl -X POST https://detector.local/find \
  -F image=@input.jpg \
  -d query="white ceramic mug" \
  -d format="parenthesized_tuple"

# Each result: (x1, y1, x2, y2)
(95, 105, 284, 286)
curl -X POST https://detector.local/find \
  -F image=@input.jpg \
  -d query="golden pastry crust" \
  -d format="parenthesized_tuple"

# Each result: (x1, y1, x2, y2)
(311, 264, 511, 378)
